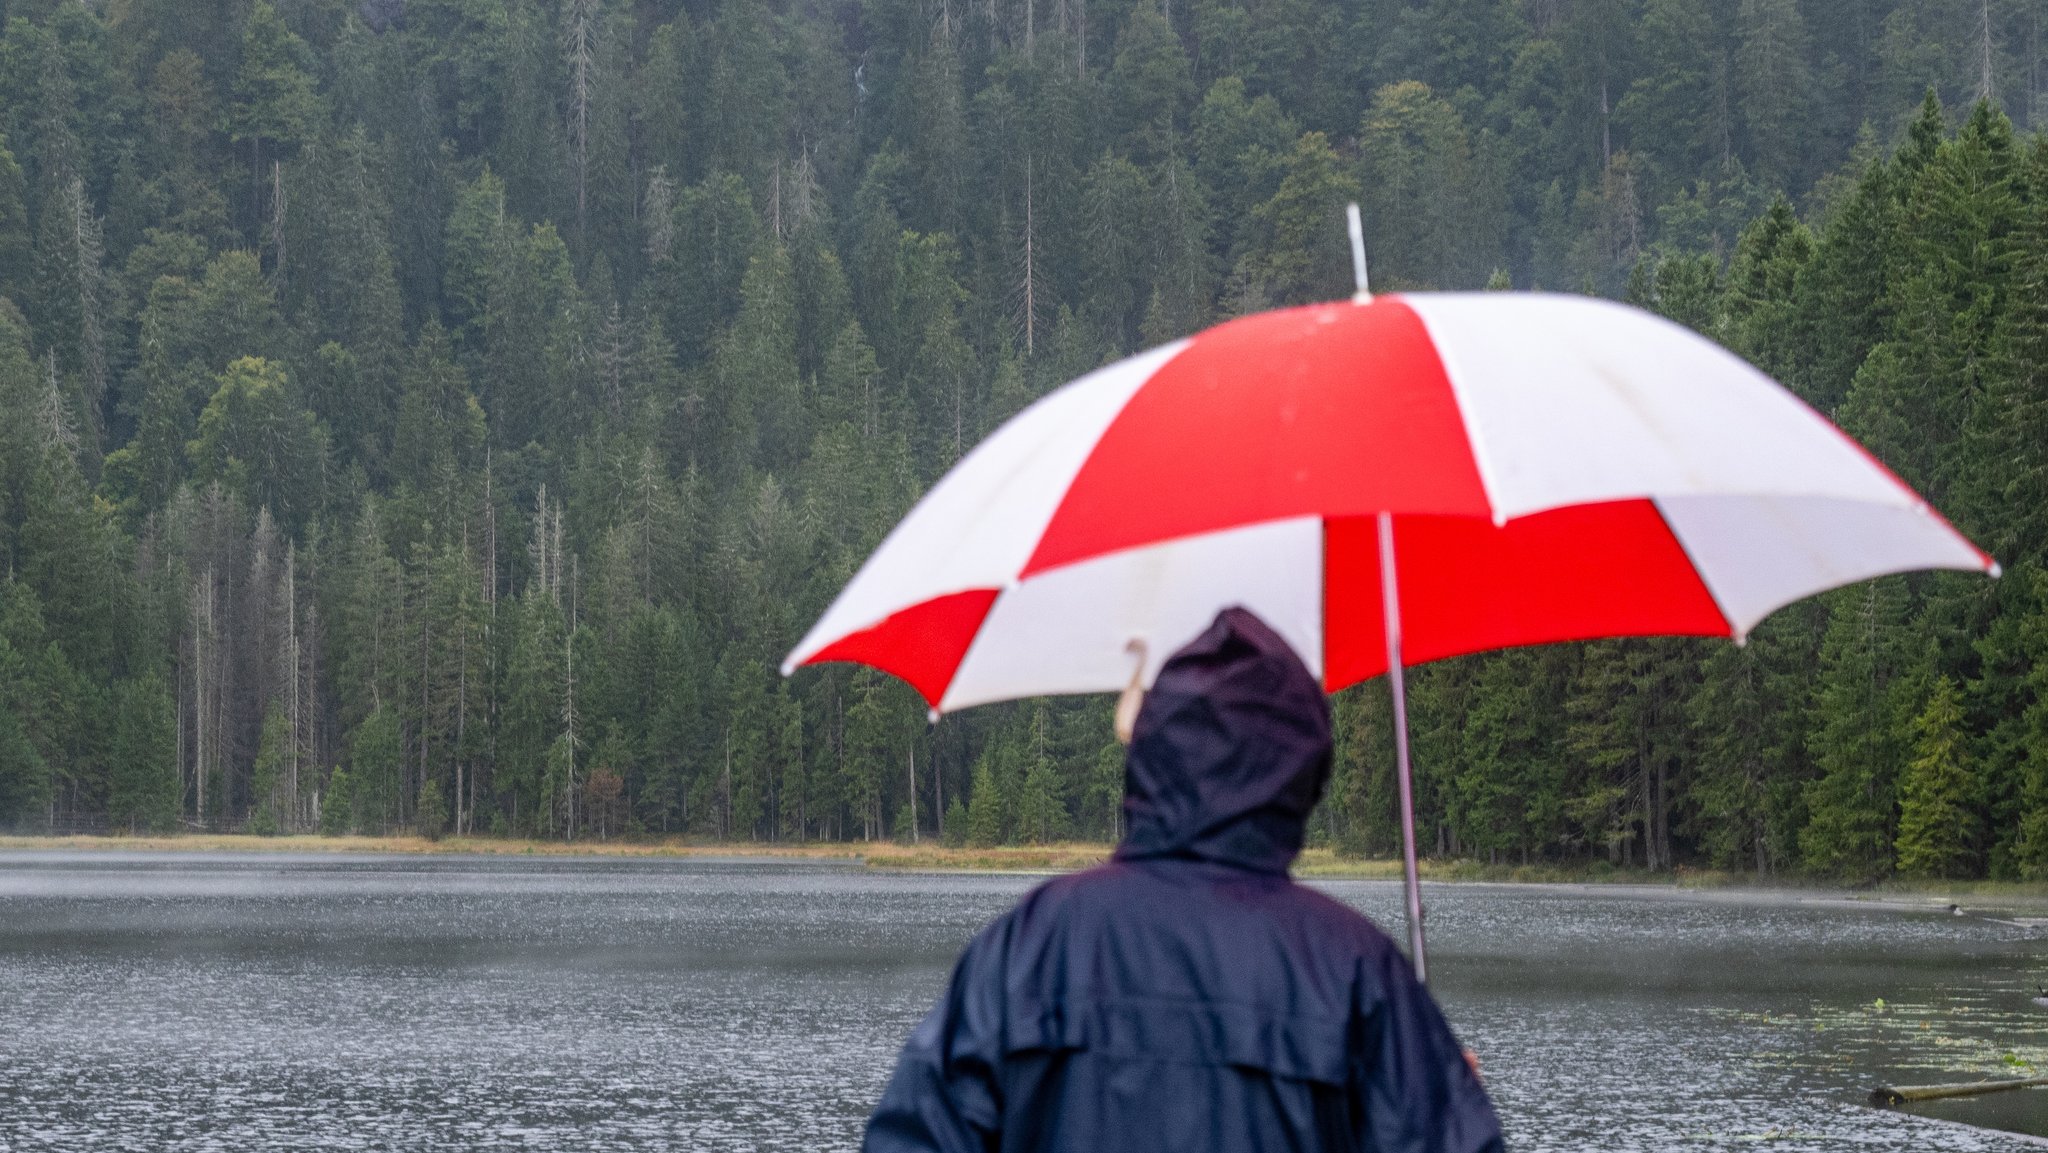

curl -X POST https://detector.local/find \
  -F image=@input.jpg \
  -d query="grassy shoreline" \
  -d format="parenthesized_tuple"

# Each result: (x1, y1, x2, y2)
(5, 833, 2048, 905)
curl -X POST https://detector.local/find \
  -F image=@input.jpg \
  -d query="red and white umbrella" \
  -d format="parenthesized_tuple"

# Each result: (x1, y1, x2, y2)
(784, 292, 1993, 707)
(783, 257, 1995, 977)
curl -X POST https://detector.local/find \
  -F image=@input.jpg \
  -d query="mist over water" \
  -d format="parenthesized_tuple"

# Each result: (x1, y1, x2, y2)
(0, 852, 2042, 1151)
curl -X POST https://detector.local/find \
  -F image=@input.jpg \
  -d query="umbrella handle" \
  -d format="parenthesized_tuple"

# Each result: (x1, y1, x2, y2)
(1114, 639, 1148, 745)
(1379, 512, 1428, 984)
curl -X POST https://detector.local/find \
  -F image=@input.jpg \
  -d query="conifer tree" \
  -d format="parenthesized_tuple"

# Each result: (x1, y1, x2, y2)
(966, 757, 1005, 847)
(1801, 580, 1918, 878)
(226, 0, 319, 220)
(187, 357, 326, 533)
(249, 700, 290, 834)
(0, 608, 50, 825)
(0, 135, 32, 305)
(1356, 81, 1503, 290)
(1233, 131, 1359, 308)
(1895, 675, 1976, 877)
(1734, 0, 1813, 187)
(107, 670, 178, 833)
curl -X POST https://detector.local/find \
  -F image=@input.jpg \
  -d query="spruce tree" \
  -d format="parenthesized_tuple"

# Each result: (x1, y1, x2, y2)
(226, 0, 319, 217)
(1801, 580, 1917, 878)
(966, 757, 1005, 848)
(1895, 676, 1976, 877)
(107, 671, 178, 833)
(249, 701, 291, 835)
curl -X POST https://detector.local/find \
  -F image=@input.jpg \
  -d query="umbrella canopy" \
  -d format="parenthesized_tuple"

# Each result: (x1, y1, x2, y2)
(783, 292, 1996, 710)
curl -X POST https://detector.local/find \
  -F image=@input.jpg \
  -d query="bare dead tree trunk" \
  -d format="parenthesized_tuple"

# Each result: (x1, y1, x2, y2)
(562, 572, 578, 840)
(553, 503, 566, 603)
(191, 576, 205, 826)
(1980, 0, 1996, 102)
(419, 577, 432, 830)
(195, 566, 217, 827)
(65, 179, 105, 445)
(1022, 155, 1037, 354)
(268, 160, 286, 291)
(176, 652, 187, 822)
(302, 600, 321, 831)
(455, 538, 469, 839)
(1076, 0, 1086, 78)
(565, 0, 596, 246)
(284, 543, 300, 832)
(1600, 81, 1611, 169)
(638, 452, 655, 605)
(530, 484, 556, 603)
(484, 448, 497, 832)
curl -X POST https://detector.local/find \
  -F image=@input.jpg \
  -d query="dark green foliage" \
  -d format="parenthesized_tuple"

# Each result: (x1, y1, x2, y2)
(187, 356, 327, 532)
(248, 701, 290, 835)
(1233, 131, 1360, 307)
(966, 759, 1004, 848)
(1895, 676, 1976, 877)
(0, 585, 50, 826)
(341, 705, 402, 835)
(415, 769, 448, 840)
(0, 0, 2039, 868)
(1357, 81, 1506, 290)
(0, 135, 30, 301)
(107, 671, 178, 833)
(1800, 581, 1918, 879)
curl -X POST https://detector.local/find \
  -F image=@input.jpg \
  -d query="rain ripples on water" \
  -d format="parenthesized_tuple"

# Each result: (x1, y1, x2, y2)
(0, 852, 2043, 1151)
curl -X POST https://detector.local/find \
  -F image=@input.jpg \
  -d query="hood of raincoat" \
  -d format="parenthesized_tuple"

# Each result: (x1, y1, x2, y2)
(1116, 607, 1331, 874)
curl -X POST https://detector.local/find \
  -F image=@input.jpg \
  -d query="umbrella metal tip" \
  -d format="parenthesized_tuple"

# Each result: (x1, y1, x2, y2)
(1345, 202, 1371, 299)
(1990, 560, 2004, 579)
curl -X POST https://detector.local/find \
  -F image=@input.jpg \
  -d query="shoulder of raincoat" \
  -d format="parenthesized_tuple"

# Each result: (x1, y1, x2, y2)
(865, 608, 1504, 1153)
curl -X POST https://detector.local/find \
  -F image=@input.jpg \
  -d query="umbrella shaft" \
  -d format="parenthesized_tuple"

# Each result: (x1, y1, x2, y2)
(1378, 512, 1428, 984)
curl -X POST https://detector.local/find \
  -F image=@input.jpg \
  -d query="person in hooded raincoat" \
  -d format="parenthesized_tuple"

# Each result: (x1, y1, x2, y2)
(865, 607, 1504, 1153)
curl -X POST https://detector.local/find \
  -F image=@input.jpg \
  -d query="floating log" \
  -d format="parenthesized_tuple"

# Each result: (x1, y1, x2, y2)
(1870, 1076, 2048, 1106)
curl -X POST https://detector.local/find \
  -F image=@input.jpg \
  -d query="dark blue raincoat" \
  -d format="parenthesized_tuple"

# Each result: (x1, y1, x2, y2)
(865, 608, 1505, 1153)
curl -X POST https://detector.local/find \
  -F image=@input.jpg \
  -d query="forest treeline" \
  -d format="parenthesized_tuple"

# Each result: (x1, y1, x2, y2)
(0, 0, 2043, 878)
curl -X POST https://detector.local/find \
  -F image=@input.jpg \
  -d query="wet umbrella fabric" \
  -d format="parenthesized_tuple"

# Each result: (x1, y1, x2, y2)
(783, 290, 1996, 978)
(864, 608, 1503, 1153)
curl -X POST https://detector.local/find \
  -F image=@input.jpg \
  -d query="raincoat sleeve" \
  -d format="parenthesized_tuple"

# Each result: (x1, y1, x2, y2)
(1353, 948, 1505, 1153)
(863, 929, 1007, 1153)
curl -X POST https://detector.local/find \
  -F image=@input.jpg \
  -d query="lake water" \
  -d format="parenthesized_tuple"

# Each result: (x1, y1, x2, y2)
(0, 852, 2044, 1151)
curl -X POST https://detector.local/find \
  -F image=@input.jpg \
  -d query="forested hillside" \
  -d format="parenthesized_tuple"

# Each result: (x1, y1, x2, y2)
(0, 0, 2044, 876)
